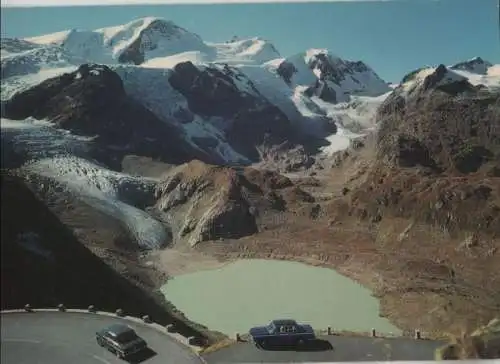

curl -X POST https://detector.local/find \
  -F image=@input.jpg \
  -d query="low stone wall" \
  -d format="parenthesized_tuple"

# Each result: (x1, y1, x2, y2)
(318, 327, 431, 339)
(1, 305, 208, 361)
(232, 326, 431, 342)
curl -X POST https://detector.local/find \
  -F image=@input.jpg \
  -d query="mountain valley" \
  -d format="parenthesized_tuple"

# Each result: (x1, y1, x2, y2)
(1, 16, 500, 347)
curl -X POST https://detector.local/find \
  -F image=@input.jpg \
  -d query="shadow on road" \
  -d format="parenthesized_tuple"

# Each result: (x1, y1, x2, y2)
(261, 339, 334, 352)
(126, 347, 157, 363)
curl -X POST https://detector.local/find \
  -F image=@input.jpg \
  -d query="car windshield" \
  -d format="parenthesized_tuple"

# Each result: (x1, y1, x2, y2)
(266, 323, 275, 332)
(114, 330, 138, 343)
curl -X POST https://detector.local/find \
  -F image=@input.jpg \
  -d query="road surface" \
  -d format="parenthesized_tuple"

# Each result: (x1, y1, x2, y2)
(1, 311, 204, 364)
(203, 335, 445, 363)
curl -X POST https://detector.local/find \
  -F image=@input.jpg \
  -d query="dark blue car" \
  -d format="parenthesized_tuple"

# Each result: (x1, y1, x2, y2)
(249, 319, 316, 348)
(96, 324, 147, 359)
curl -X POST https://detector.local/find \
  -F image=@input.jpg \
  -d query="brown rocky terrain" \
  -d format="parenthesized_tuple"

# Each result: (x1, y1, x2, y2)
(150, 160, 313, 246)
(193, 67, 500, 340)
(334, 68, 500, 337)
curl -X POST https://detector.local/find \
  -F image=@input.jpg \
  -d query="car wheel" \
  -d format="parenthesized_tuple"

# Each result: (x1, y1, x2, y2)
(259, 339, 267, 348)
(96, 338, 104, 347)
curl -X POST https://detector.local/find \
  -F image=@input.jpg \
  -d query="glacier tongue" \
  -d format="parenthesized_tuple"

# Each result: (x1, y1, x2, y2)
(22, 155, 169, 250)
(2, 116, 169, 250)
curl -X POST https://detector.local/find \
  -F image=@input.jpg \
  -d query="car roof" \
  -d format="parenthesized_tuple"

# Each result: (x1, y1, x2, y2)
(105, 324, 134, 336)
(272, 319, 298, 326)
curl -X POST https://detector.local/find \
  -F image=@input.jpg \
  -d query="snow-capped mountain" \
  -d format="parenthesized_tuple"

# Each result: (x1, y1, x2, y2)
(271, 49, 391, 103)
(450, 56, 493, 75)
(2, 17, 499, 167)
(2, 17, 401, 165)
(0, 17, 398, 249)
(394, 60, 500, 99)
(25, 17, 211, 65)
(2, 16, 499, 250)
(2, 16, 498, 168)
(24, 17, 280, 67)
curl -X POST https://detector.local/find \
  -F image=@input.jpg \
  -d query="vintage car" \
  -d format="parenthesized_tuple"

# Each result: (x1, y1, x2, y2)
(96, 324, 148, 359)
(249, 319, 316, 348)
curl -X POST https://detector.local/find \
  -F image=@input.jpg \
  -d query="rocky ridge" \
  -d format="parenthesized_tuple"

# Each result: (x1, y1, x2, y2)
(152, 160, 314, 246)
(2, 63, 215, 169)
(337, 63, 500, 232)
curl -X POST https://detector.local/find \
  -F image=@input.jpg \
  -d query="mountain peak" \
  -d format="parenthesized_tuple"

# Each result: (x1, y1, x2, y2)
(132, 16, 164, 25)
(450, 56, 493, 75)
(111, 16, 184, 34)
(421, 64, 470, 91)
(133, 17, 196, 37)
(23, 16, 209, 66)
(273, 49, 389, 103)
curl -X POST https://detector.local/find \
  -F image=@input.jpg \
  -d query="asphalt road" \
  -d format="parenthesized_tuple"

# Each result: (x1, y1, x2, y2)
(203, 335, 445, 363)
(1, 312, 204, 364)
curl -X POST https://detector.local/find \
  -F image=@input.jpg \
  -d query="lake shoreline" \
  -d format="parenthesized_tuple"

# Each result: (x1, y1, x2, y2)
(159, 257, 401, 338)
(142, 243, 456, 346)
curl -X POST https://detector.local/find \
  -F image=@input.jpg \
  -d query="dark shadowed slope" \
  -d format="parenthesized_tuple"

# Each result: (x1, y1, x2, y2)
(0, 173, 209, 343)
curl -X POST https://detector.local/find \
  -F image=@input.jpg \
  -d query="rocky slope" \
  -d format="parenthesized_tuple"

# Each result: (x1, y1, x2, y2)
(349, 64, 500, 229)
(167, 61, 311, 162)
(2, 63, 215, 169)
(324, 64, 500, 333)
(152, 160, 313, 246)
(1, 60, 324, 169)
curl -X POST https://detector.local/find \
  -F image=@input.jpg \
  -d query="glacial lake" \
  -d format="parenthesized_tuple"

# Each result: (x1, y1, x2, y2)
(161, 259, 401, 336)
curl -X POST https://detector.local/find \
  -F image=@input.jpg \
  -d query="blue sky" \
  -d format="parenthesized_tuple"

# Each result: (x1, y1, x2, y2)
(1, 0, 498, 82)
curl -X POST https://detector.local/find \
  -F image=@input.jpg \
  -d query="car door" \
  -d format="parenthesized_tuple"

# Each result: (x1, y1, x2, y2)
(290, 325, 301, 342)
(287, 325, 298, 344)
(275, 325, 292, 344)
(269, 324, 283, 345)
(103, 332, 118, 352)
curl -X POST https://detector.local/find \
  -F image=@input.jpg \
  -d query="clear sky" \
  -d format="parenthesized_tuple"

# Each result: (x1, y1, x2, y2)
(1, 0, 499, 82)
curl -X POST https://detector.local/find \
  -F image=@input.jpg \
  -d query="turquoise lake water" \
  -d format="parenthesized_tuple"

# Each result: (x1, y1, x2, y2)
(161, 259, 400, 336)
